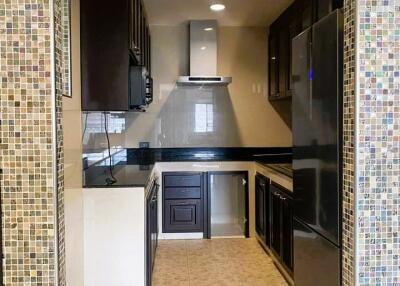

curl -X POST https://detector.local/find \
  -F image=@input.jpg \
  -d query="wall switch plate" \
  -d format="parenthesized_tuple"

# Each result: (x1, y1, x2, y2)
(139, 142, 150, 148)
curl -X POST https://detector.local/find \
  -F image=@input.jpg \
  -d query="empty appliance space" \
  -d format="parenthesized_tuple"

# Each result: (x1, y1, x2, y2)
(209, 172, 248, 238)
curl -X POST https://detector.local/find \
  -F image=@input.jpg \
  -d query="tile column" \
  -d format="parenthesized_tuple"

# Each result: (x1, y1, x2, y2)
(0, 0, 65, 285)
(343, 0, 400, 285)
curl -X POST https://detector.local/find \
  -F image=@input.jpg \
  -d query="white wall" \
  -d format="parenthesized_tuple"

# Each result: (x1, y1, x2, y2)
(62, 0, 84, 284)
(83, 188, 146, 286)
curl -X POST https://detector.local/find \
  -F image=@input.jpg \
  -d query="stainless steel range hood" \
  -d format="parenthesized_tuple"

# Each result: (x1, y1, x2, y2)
(177, 20, 232, 86)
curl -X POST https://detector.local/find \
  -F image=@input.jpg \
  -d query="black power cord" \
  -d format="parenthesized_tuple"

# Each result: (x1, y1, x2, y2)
(103, 112, 117, 185)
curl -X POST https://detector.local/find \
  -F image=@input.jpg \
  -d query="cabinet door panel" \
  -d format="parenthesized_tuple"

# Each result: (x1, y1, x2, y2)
(255, 176, 266, 238)
(164, 200, 203, 232)
(301, 0, 313, 30)
(164, 174, 202, 187)
(130, 0, 141, 63)
(81, 0, 129, 111)
(268, 34, 279, 98)
(271, 190, 282, 255)
(278, 27, 289, 98)
(282, 194, 294, 272)
(164, 187, 201, 199)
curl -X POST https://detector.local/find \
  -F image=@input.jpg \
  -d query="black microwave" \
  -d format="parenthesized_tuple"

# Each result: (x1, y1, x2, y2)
(129, 65, 153, 111)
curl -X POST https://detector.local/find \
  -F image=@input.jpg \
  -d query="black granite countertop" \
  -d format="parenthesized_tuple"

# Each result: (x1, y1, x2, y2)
(83, 147, 292, 188)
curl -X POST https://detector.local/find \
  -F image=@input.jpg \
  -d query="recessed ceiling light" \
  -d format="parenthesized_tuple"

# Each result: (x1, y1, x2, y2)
(210, 4, 225, 11)
(204, 27, 214, 31)
(201, 46, 207, 50)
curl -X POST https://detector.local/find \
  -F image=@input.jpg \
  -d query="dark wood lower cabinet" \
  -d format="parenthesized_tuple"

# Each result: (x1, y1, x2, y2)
(146, 181, 158, 286)
(256, 174, 294, 277)
(270, 183, 294, 274)
(164, 199, 202, 232)
(163, 172, 204, 233)
(281, 191, 294, 272)
(271, 188, 282, 256)
(255, 174, 269, 245)
(255, 174, 267, 240)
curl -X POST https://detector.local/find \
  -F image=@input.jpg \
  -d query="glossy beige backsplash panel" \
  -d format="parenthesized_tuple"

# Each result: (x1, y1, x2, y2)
(82, 25, 292, 150)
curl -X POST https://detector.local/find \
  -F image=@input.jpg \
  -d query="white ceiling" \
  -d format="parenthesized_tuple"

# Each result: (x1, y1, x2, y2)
(143, 0, 294, 27)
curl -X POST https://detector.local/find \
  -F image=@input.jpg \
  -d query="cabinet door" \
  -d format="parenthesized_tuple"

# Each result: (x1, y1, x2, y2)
(281, 193, 294, 272)
(255, 176, 266, 239)
(164, 200, 203, 232)
(278, 27, 289, 98)
(301, 0, 313, 31)
(140, 9, 146, 66)
(271, 189, 282, 256)
(288, 16, 302, 94)
(146, 28, 151, 75)
(268, 33, 279, 98)
(81, 0, 130, 111)
(315, 0, 344, 21)
(130, 0, 141, 63)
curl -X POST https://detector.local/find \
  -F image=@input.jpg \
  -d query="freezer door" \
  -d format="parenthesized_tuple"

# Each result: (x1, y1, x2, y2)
(294, 218, 341, 286)
(292, 10, 343, 245)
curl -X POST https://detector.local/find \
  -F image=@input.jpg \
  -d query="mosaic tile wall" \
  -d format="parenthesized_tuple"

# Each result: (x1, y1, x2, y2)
(0, 0, 66, 285)
(54, 0, 67, 283)
(356, 0, 400, 285)
(342, 0, 357, 285)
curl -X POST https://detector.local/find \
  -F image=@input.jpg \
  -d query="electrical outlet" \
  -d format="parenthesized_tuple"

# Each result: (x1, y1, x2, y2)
(139, 142, 150, 148)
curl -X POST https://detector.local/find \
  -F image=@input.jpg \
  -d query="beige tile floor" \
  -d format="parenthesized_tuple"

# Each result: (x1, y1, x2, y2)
(152, 238, 288, 286)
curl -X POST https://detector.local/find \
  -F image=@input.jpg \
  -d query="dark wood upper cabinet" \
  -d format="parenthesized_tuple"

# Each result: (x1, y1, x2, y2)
(130, 0, 142, 64)
(81, 0, 130, 111)
(81, 0, 152, 111)
(315, 0, 344, 21)
(268, 33, 279, 98)
(278, 26, 290, 99)
(268, 0, 343, 101)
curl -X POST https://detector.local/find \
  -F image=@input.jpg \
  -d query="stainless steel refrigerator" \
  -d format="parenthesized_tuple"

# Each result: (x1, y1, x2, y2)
(292, 9, 343, 286)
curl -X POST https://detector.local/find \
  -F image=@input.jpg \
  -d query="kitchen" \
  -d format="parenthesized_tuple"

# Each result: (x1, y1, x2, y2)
(64, 0, 344, 285)
(7, 0, 397, 285)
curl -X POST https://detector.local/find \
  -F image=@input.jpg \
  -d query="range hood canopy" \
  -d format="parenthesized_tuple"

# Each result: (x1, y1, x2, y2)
(177, 20, 232, 86)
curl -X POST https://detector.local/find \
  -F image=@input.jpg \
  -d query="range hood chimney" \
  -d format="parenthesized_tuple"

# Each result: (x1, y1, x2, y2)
(177, 20, 232, 85)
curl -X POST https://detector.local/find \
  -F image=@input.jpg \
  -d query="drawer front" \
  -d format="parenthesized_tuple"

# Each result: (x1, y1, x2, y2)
(164, 187, 201, 199)
(164, 199, 202, 232)
(164, 174, 201, 187)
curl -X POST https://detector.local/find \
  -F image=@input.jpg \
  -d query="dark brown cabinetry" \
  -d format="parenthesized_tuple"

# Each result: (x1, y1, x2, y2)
(130, 0, 142, 64)
(270, 183, 294, 274)
(268, 0, 342, 101)
(163, 173, 204, 233)
(146, 180, 158, 286)
(81, 0, 152, 111)
(255, 174, 294, 276)
(255, 174, 270, 247)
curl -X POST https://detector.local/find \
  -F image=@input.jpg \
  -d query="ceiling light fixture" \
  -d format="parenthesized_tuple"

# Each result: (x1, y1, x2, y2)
(204, 27, 214, 31)
(210, 4, 225, 11)
(201, 46, 207, 50)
